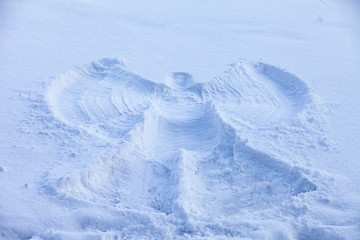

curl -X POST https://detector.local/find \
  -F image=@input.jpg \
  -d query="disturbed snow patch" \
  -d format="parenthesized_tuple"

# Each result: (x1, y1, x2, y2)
(43, 58, 322, 238)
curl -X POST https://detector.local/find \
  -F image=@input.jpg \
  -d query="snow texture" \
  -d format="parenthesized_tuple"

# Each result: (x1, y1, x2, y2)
(0, 0, 360, 239)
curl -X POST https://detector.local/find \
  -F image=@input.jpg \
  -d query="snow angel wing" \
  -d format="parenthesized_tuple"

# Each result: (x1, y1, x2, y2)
(197, 61, 311, 126)
(46, 58, 167, 140)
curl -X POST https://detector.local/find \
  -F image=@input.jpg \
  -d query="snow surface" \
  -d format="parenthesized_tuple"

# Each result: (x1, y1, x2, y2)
(1, 0, 360, 239)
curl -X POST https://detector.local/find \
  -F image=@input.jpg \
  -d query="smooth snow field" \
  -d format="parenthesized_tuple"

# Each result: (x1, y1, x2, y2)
(1, 1, 360, 239)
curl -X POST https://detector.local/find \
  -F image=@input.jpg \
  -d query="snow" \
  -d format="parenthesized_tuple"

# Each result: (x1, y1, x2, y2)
(1, 0, 360, 239)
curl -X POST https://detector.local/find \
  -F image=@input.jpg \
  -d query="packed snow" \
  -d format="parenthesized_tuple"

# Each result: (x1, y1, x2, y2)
(0, 0, 359, 239)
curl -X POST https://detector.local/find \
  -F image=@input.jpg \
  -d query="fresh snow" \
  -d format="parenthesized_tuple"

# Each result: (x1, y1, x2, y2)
(0, 0, 360, 239)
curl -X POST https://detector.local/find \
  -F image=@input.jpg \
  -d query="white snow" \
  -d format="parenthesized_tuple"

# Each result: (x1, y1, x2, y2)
(0, 0, 360, 239)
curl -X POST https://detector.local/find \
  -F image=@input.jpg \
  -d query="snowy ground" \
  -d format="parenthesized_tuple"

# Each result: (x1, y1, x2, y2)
(0, 0, 360, 239)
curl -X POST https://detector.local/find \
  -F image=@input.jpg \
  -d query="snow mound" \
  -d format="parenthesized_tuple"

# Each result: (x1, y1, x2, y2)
(44, 58, 318, 238)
